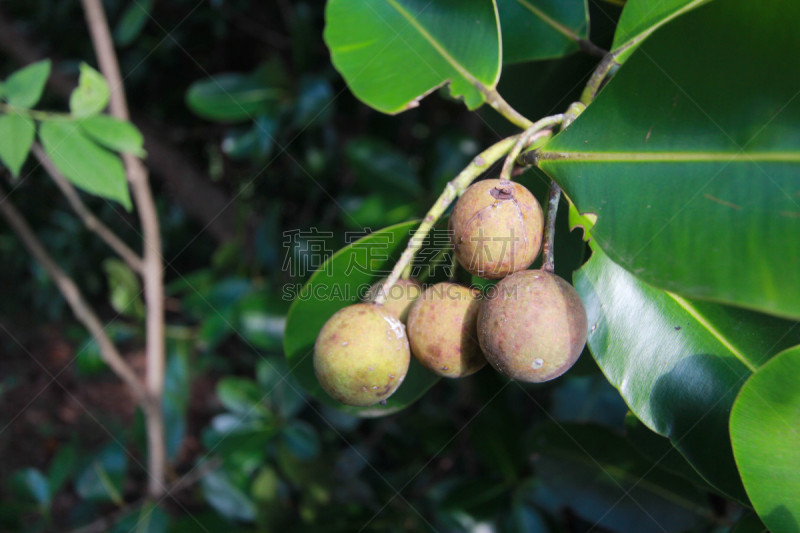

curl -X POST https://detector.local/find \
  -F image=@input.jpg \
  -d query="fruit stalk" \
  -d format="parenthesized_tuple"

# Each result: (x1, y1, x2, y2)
(498, 114, 564, 183)
(541, 181, 561, 273)
(373, 135, 519, 304)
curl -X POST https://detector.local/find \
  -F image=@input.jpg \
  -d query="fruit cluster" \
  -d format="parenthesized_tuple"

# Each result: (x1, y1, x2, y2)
(314, 178, 588, 407)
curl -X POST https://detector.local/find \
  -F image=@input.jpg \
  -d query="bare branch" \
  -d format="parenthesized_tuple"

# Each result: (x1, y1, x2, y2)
(31, 144, 144, 273)
(81, 0, 166, 498)
(0, 187, 147, 402)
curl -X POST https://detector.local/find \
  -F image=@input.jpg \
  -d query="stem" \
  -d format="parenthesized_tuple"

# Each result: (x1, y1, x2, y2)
(479, 87, 534, 130)
(0, 187, 147, 402)
(541, 182, 561, 273)
(498, 114, 564, 183)
(0, 103, 73, 121)
(373, 135, 519, 304)
(81, 0, 166, 498)
(31, 144, 144, 273)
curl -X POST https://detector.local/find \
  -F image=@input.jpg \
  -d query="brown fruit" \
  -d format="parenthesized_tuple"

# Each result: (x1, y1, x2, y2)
(365, 277, 423, 323)
(314, 303, 410, 406)
(449, 179, 543, 279)
(477, 270, 587, 383)
(406, 282, 486, 378)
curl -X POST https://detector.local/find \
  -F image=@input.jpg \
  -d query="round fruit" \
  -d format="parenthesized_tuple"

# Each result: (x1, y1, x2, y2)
(406, 282, 486, 378)
(449, 179, 543, 279)
(365, 277, 423, 323)
(477, 270, 587, 382)
(314, 303, 410, 406)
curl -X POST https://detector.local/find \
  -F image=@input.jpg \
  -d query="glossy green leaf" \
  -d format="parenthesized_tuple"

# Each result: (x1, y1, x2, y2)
(114, 0, 153, 46)
(0, 113, 35, 177)
(324, 0, 501, 113)
(110, 502, 169, 533)
(281, 420, 320, 461)
(78, 115, 145, 157)
(217, 377, 269, 417)
(39, 120, 132, 209)
(75, 442, 128, 504)
(185, 73, 280, 122)
(163, 340, 190, 460)
(70, 63, 110, 118)
(497, 0, 587, 63)
(731, 345, 800, 533)
(345, 137, 422, 197)
(3, 60, 50, 109)
(201, 467, 257, 522)
(574, 245, 800, 502)
(284, 221, 441, 417)
(529, 422, 713, 532)
(611, 0, 708, 60)
(541, 1, 800, 319)
(103, 258, 145, 319)
(10, 468, 50, 507)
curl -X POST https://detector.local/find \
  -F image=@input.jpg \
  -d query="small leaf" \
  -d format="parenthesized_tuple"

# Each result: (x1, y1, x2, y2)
(70, 63, 110, 118)
(4, 59, 51, 108)
(39, 120, 132, 209)
(0, 113, 35, 177)
(217, 377, 268, 416)
(47, 444, 78, 496)
(75, 442, 128, 504)
(114, 0, 153, 46)
(78, 115, 145, 157)
(185, 73, 280, 122)
(281, 420, 320, 461)
(103, 258, 145, 319)
(731, 345, 800, 533)
(201, 467, 257, 522)
(10, 468, 50, 507)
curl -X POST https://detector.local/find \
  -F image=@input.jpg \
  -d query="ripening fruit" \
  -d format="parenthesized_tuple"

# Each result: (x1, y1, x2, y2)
(365, 277, 423, 323)
(314, 303, 410, 406)
(406, 282, 486, 378)
(449, 179, 543, 279)
(477, 270, 587, 383)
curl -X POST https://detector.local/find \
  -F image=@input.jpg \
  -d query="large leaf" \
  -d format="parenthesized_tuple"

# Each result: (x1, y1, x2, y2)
(3, 60, 50, 109)
(574, 245, 800, 502)
(39, 120, 132, 209)
(497, 0, 587, 63)
(730, 345, 800, 533)
(0, 113, 35, 177)
(540, 1, 800, 320)
(185, 73, 281, 122)
(611, 0, 709, 60)
(284, 221, 443, 417)
(529, 423, 713, 532)
(324, 0, 501, 113)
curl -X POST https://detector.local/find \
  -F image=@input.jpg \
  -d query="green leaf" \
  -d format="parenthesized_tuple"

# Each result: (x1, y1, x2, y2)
(185, 73, 280, 122)
(0, 113, 35, 177)
(114, 0, 153, 46)
(39, 120, 132, 209)
(70, 63, 110, 118)
(110, 502, 169, 533)
(345, 137, 423, 197)
(163, 340, 191, 460)
(3, 59, 51, 108)
(540, 1, 800, 319)
(103, 258, 145, 319)
(730, 345, 800, 533)
(217, 377, 269, 417)
(47, 444, 78, 496)
(235, 292, 287, 352)
(75, 442, 128, 504)
(283, 221, 442, 417)
(529, 422, 713, 532)
(574, 246, 800, 502)
(201, 467, 257, 522)
(78, 115, 145, 157)
(10, 468, 50, 507)
(611, 0, 708, 60)
(324, 0, 501, 113)
(281, 420, 319, 461)
(497, 0, 587, 63)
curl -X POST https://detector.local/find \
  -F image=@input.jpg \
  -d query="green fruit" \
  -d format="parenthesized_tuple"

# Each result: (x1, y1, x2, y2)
(365, 277, 423, 323)
(314, 303, 410, 406)
(406, 282, 486, 378)
(449, 179, 543, 279)
(477, 270, 587, 382)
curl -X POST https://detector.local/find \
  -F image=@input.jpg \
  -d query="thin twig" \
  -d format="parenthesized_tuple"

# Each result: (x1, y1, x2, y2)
(0, 187, 147, 402)
(31, 144, 144, 273)
(541, 182, 561, 273)
(81, 0, 166, 498)
(374, 135, 519, 305)
(498, 114, 564, 183)
(479, 86, 534, 130)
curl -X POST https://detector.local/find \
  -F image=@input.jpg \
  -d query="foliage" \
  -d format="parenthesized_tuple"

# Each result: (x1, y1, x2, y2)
(0, 0, 796, 532)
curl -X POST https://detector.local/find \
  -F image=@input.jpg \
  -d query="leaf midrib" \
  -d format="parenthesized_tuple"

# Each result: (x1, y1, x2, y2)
(540, 151, 800, 163)
(514, 0, 584, 42)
